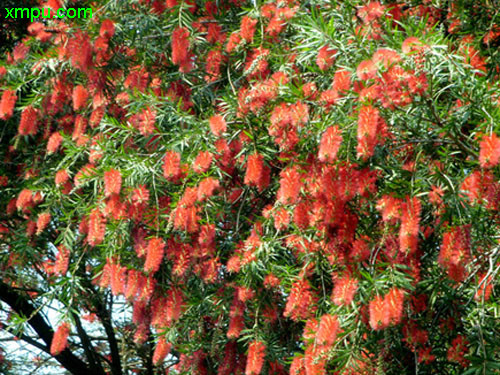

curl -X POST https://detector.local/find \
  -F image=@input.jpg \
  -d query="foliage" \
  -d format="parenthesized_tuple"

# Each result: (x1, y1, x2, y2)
(0, 0, 500, 374)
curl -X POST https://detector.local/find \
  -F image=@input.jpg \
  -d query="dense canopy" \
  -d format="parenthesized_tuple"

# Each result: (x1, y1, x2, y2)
(0, 0, 499, 374)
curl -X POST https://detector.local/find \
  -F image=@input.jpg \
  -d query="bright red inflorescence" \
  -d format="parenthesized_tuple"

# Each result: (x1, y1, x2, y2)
(144, 237, 166, 274)
(438, 225, 471, 283)
(104, 169, 122, 197)
(152, 337, 172, 365)
(479, 133, 500, 168)
(88, 208, 106, 246)
(318, 125, 343, 162)
(0, 89, 17, 120)
(245, 340, 266, 375)
(172, 27, 193, 73)
(332, 275, 359, 306)
(50, 322, 70, 356)
(18, 106, 39, 136)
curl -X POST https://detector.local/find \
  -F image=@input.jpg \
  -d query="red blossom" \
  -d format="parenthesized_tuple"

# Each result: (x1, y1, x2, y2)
(0, 90, 17, 120)
(144, 237, 165, 274)
(104, 169, 122, 197)
(479, 133, 500, 168)
(50, 322, 70, 356)
(209, 115, 227, 137)
(245, 341, 266, 375)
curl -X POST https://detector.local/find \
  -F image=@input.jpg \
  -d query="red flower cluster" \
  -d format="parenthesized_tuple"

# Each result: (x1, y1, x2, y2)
(369, 288, 405, 330)
(50, 322, 70, 355)
(245, 340, 266, 375)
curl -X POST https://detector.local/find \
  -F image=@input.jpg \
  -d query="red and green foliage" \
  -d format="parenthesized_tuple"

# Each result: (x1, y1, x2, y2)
(0, 0, 500, 374)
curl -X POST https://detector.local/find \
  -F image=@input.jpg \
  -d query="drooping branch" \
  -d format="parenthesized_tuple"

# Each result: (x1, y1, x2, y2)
(0, 281, 92, 375)
(71, 311, 106, 375)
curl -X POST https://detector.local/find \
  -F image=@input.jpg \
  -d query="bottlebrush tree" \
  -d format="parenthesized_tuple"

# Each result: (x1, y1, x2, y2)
(1, 0, 500, 374)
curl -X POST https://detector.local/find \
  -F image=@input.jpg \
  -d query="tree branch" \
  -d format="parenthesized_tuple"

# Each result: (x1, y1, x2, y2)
(0, 281, 92, 375)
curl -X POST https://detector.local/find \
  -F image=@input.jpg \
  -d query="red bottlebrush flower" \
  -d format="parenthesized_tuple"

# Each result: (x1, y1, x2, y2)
(172, 244, 192, 276)
(284, 278, 317, 321)
(399, 196, 421, 255)
(289, 356, 306, 375)
(438, 225, 470, 282)
(376, 195, 402, 221)
(428, 185, 444, 206)
(153, 338, 172, 365)
(356, 105, 379, 159)
(26, 220, 37, 237)
(50, 322, 70, 355)
(205, 49, 223, 82)
(90, 106, 105, 128)
(18, 106, 39, 136)
(67, 31, 92, 72)
(447, 336, 470, 367)
(54, 245, 70, 275)
(72, 115, 88, 142)
(316, 45, 336, 71)
(192, 151, 213, 173)
(137, 107, 157, 135)
(0, 90, 17, 120)
(240, 16, 258, 42)
(99, 19, 115, 39)
(358, 1, 385, 23)
(207, 23, 225, 44)
(244, 153, 264, 187)
(244, 47, 270, 79)
(104, 169, 122, 197)
(144, 237, 165, 274)
(384, 288, 404, 325)
(55, 169, 70, 186)
(372, 48, 401, 69)
(245, 341, 266, 375)
(36, 213, 51, 235)
(209, 115, 227, 137)
(197, 177, 220, 201)
(227, 314, 245, 338)
(417, 347, 436, 365)
(273, 207, 290, 230)
(165, 287, 185, 324)
(304, 345, 326, 374)
(104, 194, 125, 220)
(369, 295, 389, 330)
(124, 269, 141, 300)
(356, 59, 376, 80)
(163, 151, 181, 180)
(226, 32, 242, 53)
(237, 286, 255, 302)
(333, 69, 351, 93)
(16, 189, 33, 211)
(475, 273, 493, 302)
(318, 125, 343, 162)
(293, 201, 310, 229)
(332, 275, 358, 306)
(171, 27, 192, 72)
(479, 133, 500, 168)
(277, 167, 302, 204)
(302, 82, 317, 99)
(110, 261, 126, 296)
(316, 314, 340, 347)
(263, 273, 280, 288)
(88, 208, 106, 246)
(173, 204, 200, 233)
(47, 132, 63, 154)
(72, 86, 88, 111)
(131, 185, 150, 204)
